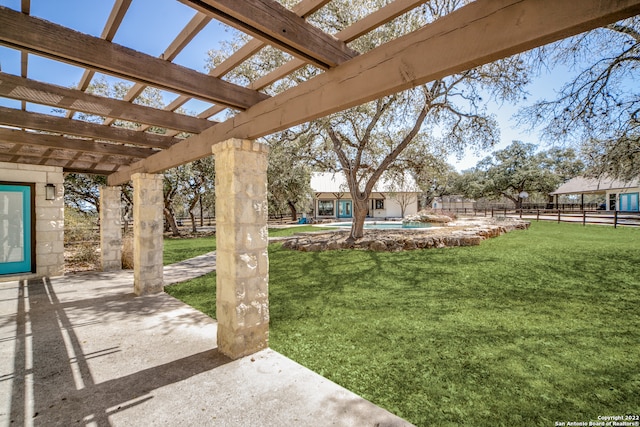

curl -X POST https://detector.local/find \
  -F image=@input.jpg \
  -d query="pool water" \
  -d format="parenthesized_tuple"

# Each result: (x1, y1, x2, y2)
(327, 222, 431, 229)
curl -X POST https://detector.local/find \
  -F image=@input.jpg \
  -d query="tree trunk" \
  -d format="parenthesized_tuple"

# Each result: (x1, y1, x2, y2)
(189, 211, 197, 233)
(199, 198, 204, 227)
(349, 196, 369, 242)
(164, 207, 181, 237)
(287, 200, 298, 222)
(188, 193, 200, 233)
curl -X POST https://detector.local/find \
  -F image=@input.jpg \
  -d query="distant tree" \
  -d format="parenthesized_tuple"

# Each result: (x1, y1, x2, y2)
(207, 1, 530, 241)
(517, 17, 639, 180)
(64, 77, 169, 221)
(394, 140, 458, 208)
(64, 174, 105, 213)
(185, 158, 215, 233)
(263, 131, 313, 221)
(458, 141, 584, 208)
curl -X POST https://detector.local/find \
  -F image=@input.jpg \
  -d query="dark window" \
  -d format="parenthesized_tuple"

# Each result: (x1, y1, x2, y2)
(375, 199, 384, 209)
(318, 200, 334, 216)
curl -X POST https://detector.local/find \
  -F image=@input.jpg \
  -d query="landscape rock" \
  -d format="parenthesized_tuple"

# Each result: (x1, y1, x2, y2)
(281, 217, 530, 252)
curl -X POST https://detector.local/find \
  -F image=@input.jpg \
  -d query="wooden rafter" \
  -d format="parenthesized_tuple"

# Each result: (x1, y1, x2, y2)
(102, 11, 214, 128)
(179, 0, 358, 69)
(108, 0, 640, 185)
(0, 107, 180, 149)
(0, 142, 136, 165)
(0, 6, 269, 110)
(0, 153, 119, 174)
(67, 0, 132, 119)
(0, 72, 215, 134)
(116, 0, 331, 134)
(75, 0, 132, 93)
(0, 128, 155, 158)
(194, 0, 432, 124)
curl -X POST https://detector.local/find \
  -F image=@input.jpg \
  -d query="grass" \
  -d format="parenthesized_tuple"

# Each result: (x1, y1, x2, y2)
(165, 222, 640, 426)
(163, 235, 216, 265)
(163, 226, 331, 265)
(267, 225, 333, 237)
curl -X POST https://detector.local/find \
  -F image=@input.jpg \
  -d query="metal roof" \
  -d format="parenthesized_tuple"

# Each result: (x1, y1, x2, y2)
(550, 176, 640, 195)
(311, 171, 418, 193)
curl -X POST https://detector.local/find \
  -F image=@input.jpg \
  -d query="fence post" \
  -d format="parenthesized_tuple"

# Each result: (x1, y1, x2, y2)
(558, 209, 561, 223)
(582, 210, 586, 226)
(519, 208, 522, 219)
(491, 208, 494, 218)
(536, 209, 540, 222)
(614, 210, 618, 228)
(504, 207, 507, 217)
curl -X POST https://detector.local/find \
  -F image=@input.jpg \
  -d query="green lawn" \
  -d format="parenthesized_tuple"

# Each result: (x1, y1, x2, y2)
(165, 222, 640, 426)
(163, 226, 331, 265)
(163, 235, 216, 265)
(268, 225, 334, 237)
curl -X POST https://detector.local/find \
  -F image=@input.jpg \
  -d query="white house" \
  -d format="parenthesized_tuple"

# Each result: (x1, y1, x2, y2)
(310, 172, 420, 220)
(550, 176, 640, 211)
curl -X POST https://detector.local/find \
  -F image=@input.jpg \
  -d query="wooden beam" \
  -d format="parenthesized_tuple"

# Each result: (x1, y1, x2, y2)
(0, 128, 155, 158)
(180, 0, 357, 69)
(68, 0, 132, 119)
(336, 0, 430, 43)
(0, 72, 215, 133)
(64, 167, 117, 175)
(131, 0, 331, 123)
(0, 6, 269, 110)
(195, 0, 431, 119)
(108, 0, 640, 185)
(3, 142, 135, 165)
(0, 107, 180, 149)
(100, 11, 212, 127)
(76, 0, 132, 91)
(0, 152, 117, 174)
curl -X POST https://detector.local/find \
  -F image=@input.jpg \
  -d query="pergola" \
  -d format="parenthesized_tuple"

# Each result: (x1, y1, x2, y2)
(1, 0, 639, 359)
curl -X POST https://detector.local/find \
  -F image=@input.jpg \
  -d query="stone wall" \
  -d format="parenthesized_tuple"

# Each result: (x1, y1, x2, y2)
(282, 218, 530, 252)
(100, 186, 122, 271)
(0, 162, 64, 281)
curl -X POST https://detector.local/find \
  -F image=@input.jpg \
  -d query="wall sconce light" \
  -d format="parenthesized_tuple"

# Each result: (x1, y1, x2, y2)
(45, 183, 56, 200)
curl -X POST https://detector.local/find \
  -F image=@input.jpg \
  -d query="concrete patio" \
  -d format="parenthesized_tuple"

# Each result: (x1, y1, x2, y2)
(0, 262, 412, 426)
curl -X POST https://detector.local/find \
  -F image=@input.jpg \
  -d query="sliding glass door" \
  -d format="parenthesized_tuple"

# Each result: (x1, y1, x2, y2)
(0, 184, 34, 275)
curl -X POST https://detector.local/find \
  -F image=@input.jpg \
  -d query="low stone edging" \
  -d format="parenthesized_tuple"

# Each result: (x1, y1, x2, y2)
(281, 218, 530, 252)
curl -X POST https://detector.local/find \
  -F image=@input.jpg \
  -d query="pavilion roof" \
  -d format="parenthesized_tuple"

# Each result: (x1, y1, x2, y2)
(0, 0, 638, 183)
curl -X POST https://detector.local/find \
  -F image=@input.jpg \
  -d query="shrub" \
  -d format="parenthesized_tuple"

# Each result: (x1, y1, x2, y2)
(122, 234, 134, 269)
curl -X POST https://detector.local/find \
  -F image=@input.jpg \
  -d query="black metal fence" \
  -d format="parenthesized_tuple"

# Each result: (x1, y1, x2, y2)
(443, 208, 640, 228)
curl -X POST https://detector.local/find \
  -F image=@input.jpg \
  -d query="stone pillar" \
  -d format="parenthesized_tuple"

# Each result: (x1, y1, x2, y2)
(100, 186, 122, 271)
(132, 173, 164, 295)
(212, 139, 269, 359)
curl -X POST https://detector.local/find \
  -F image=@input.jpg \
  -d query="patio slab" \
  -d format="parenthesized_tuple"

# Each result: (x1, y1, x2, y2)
(0, 267, 413, 426)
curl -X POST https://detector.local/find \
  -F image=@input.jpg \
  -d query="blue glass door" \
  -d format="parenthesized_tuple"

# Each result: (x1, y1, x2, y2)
(619, 193, 639, 211)
(0, 184, 33, 275)
(338, 200, 352, 218)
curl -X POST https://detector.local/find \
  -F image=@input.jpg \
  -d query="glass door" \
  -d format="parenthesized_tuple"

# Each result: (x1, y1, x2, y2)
(338, 200, 352, 218)
(0, 184, 33, 275)
(619, 193, 639, 211)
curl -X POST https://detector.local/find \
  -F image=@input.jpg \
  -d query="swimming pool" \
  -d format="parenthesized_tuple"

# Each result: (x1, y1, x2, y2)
(326, 221, 432, 230)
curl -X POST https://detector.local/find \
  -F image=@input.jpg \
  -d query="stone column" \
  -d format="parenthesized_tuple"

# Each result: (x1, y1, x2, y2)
(132, 173, 164, 295)
(212, 139, 269, 359)
(99, 186, 122, 271)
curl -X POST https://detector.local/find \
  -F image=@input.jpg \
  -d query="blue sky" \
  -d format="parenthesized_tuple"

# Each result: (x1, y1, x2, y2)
(0, 0, 571, 171)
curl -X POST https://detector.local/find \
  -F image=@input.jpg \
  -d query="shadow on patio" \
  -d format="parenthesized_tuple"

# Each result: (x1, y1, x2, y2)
(0, 271, 411, 426)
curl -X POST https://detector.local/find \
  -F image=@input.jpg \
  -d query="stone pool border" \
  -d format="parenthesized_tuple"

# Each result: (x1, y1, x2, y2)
(281, 217, 530, 252)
